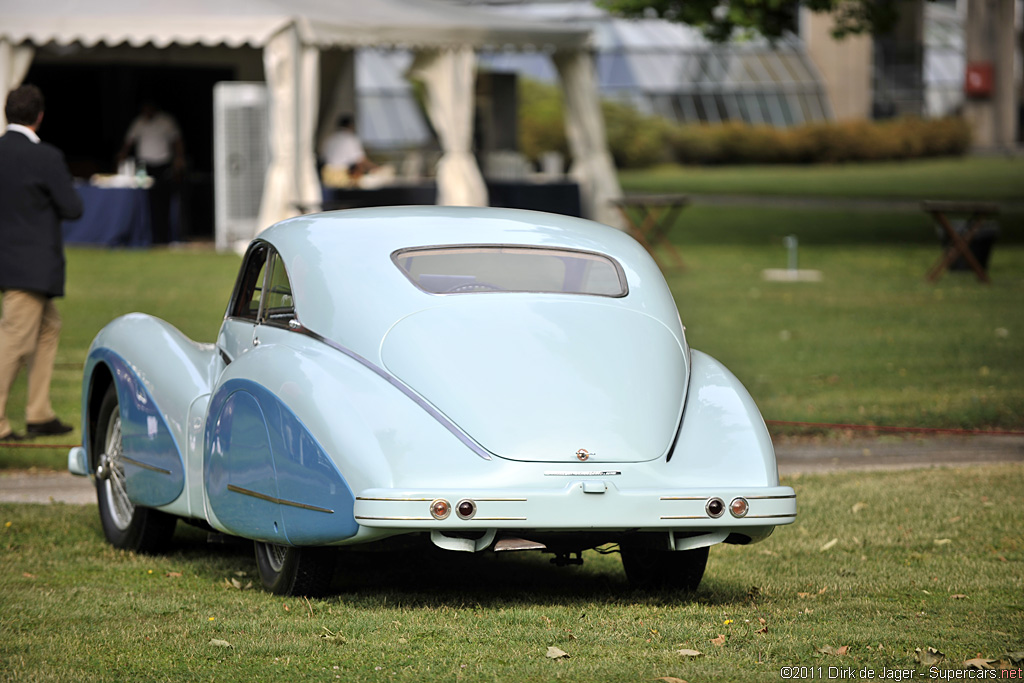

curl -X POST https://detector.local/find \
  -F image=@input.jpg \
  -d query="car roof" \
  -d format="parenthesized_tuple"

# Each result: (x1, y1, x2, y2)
(257, 206, 682, 360)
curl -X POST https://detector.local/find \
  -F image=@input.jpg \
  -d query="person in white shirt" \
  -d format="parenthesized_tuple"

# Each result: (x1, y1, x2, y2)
(319, 114, 375, 185)
(117, 101, 185, 244)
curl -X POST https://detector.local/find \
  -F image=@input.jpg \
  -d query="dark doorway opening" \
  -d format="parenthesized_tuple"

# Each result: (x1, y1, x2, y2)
(25, 63, 235, 239)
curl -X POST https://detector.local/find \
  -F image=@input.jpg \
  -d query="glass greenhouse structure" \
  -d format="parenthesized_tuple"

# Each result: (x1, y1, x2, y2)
(478, 2, 833, 127)
(352, 0, 977, 150)
(353, 1, 835, 150)
(922, 0, 966, 118)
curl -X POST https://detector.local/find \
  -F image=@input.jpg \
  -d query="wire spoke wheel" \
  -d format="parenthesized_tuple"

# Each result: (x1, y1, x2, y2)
(100, 410, 134, 530)
(94, 384, 176, 553)
(265, 543, 289, 573)
(254, 541, 337, 597)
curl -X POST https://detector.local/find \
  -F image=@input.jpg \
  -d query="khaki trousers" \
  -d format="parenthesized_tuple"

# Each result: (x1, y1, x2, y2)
(0, 290, 61, 437)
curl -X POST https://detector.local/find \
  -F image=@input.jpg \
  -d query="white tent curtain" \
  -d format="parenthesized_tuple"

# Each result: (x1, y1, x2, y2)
(408, 47, 487, 207)
(0, 39, 34, 128)
(554, 50, 624, 229)
(317, 48, 356, 153)
(258, 23, 322, 235)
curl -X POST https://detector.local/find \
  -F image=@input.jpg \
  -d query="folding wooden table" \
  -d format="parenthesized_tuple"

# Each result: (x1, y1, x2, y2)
(922, 200, 999, 284)
(611, 194, 690, 270)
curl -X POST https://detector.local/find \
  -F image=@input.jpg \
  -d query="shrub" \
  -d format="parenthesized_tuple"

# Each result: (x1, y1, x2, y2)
(602, 99, 674, 168)
(518, 80, 671, 169)
(517, 79, 569, 163)
(516, 77, 970, 168)
(668, 124, 724, 164)
(668, 116, 970, 166)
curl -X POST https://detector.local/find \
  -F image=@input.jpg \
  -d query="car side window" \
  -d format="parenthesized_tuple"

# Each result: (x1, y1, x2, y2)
(263, 252, 295, 324)
(228, 243, 296, 326)
(230, 244, 269, 321)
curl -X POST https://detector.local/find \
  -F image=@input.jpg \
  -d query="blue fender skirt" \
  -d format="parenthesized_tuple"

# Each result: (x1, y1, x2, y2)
(205, 379, 358, 546)
(90, 349, 185, 508)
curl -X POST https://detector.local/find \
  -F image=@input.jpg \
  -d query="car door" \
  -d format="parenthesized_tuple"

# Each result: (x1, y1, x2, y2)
(206, 243, 308, 541)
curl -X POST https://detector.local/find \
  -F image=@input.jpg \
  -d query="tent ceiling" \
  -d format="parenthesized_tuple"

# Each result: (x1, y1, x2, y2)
(0, 0, 591, 51)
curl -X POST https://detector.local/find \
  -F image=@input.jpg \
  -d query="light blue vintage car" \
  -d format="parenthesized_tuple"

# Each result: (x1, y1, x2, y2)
(69, 206, 795, 596)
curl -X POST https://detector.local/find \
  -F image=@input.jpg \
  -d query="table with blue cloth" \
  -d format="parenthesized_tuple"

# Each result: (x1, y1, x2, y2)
(63, 185, 152, 247)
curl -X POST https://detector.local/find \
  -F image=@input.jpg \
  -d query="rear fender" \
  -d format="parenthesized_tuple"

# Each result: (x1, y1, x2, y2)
(203, 337, 498, 543)
(82, 314, 220, 511)
(669, 350, 777, 487)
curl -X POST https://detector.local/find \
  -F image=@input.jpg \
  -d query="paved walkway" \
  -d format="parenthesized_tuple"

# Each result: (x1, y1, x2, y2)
(773, 434, 1024, 475)
(1, 435, 1021, 505)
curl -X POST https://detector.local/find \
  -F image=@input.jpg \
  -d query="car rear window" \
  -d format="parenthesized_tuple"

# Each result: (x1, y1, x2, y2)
(392, 246, 627, 297)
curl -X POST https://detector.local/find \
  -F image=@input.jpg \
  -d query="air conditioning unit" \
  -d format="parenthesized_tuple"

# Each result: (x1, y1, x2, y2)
(214, 82, 270, 253)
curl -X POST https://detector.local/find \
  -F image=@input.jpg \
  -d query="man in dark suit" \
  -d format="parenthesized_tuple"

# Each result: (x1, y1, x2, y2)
(0, 84, 83, 441)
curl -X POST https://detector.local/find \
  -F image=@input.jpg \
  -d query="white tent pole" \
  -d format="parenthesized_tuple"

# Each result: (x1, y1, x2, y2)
(258, 26, 295, 234)
(297, 33, 321, 213)
(0, 39, 35, 128)
(291, 24, 302, 212)
(258, 22, 320, 235)
(408, 47, 488, 207)
(553, 49, 624, 229)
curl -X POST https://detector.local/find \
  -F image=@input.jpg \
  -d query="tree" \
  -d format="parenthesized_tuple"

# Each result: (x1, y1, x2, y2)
(598, 0, 919, 42)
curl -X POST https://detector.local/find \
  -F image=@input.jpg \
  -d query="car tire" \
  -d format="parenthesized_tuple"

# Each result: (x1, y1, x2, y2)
(620, 543, 709, 592)
(254, 541, 337, 596)
(94, 385, 177, 553)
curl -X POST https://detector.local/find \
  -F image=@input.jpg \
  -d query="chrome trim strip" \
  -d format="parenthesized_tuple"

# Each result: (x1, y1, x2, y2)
(295, 326, 493, 461)
(746, 513, 798, 519)
(473, 497, 527, 502)
(354, 515, 527, 522)
(120, 456, 172, 475)
(544, 470, 621, 476)
(227, 484, 334, 514)
(660, 515, 706, 520)
(663, 494, 796, 502)
(356, 496, 525, 502)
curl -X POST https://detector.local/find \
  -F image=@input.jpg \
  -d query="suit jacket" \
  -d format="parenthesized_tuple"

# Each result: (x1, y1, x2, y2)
(0, 129, 83, 298)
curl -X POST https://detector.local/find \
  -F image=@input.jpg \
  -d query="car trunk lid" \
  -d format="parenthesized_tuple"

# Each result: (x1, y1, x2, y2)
(380, 299, 687, 463)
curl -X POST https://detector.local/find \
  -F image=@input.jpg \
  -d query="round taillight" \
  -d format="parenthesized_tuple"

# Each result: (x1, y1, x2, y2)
(430, 499, 451, 520)
(729, 497, 749, 518)
(706, 497, 725, 518)
(456, 499, 477, 519)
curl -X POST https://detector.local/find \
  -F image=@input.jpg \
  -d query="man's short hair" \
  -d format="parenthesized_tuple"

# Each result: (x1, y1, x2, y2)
(5, 84, 44, 126)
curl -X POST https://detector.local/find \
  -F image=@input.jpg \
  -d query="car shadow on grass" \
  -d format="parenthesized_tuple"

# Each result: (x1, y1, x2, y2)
(165, 524, 753, 607)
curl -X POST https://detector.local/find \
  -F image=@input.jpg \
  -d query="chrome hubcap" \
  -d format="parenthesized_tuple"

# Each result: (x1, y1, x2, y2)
(100, 411, 134, 530)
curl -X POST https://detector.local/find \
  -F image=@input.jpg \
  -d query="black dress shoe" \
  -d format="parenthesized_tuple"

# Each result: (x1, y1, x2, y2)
(0, 431, 27, 442)
(26, 419, 74, 436)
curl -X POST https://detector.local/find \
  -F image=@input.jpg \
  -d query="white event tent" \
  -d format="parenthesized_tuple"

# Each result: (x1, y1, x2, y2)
(0, 0, 623, 232)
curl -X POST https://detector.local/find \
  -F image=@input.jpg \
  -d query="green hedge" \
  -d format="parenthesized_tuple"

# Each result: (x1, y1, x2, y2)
(517, 80, 971, 168)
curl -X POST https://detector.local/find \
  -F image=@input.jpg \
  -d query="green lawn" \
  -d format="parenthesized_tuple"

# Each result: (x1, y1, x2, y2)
(2, 465, 1021, 681)
(1, 158, 1021, 681)
(662, 206, 1024, 432)
(1, 247, 240, 470)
